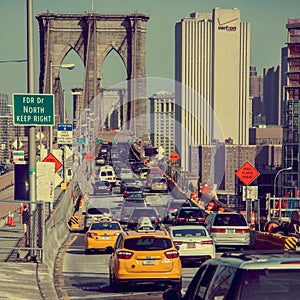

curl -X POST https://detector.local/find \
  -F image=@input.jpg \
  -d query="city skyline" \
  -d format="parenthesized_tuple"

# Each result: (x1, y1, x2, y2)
(0, 0, 300, 100)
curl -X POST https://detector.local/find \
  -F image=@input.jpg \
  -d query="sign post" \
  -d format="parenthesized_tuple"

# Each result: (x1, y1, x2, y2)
(236, 161, 260, 227)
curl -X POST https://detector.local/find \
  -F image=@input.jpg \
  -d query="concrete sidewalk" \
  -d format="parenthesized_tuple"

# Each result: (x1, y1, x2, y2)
(0, 261, 58, 300)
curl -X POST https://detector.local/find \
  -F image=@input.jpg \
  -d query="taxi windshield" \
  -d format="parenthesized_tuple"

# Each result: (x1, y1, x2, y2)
(124, 237, 172, 251)
(90, 222, 121, 230)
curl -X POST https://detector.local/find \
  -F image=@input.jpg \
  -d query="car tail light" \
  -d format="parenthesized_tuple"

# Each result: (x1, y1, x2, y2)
(163, 181, 167, 185)
(108, 185, 112, 189)
(177, 218, 185, 222)
(281, 261, 300, 265)
(117, 251, 133, 259)
(235, 229, 250, 233)
(197, 217, 205, 222)
(87, 232, 97, 238)
(154, 220, 159, 224)
(165, 250, 179, 259)
(200, 240, 213, 245)
(173, 241, 183, 246)
(210, 228, 226, 233)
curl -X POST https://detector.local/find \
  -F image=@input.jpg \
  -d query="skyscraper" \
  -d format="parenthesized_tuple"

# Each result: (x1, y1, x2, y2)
(149, 91, 175, 158)
(282, 18, 300, 196)
(263, 66, 281, 126)
(175, 8, 250, 172)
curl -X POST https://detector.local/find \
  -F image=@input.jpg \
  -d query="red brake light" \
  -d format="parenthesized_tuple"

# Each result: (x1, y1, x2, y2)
(200, 240, 213, 245)
(235, 229, 250, 233)
(117, 251, 133, 259)
(197, 217, 205, 222)
(210, 228, 226, 233)
(177, 218, 185, 222)
(173, 241, 183, 246)
(165, 250, 179, 259)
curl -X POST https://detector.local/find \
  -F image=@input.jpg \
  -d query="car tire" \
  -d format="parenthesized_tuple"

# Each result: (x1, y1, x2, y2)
(110, 272, 122, 292)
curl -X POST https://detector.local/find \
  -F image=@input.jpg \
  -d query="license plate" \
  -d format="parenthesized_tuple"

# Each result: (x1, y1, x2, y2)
(102, 236, 110, 240)
(143, 259, 155, 265)
(227, 229, 234, 233)
(188, 218, 195, 222)
(187, 243, 196, 248)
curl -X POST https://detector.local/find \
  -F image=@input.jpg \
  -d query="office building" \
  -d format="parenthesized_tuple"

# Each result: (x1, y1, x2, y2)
(282, 18, 300, 196)
(0, 93, 27, 162)
(149, 91, 175, 158)
(263, 66, 281, 126)
(175, 8, 250, 176)
(250, 66, 264, 126)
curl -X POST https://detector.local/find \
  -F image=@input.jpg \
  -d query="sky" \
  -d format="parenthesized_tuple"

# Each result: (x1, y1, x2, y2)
(1, 0, 300, 103)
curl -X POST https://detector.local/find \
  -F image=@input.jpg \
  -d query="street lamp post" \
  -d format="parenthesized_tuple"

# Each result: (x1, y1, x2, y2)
(61, 91, 81, 183)
(49, 62, 75, 153)
(273, 166, 293, 197)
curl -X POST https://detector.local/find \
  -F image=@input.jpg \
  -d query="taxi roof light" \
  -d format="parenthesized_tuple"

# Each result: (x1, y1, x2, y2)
(97, 213, 113, 223)
(136, 217, 156, 232)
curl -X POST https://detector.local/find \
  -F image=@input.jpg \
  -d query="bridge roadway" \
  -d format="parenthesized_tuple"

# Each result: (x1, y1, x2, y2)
(0, 172, 59, 300)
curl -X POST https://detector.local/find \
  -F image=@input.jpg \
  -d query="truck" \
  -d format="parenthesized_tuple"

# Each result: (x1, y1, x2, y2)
(263, 193, 300, 237)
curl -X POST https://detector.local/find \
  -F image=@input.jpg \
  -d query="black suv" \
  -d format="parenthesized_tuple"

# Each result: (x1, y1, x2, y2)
(163, 250, 300, 300)
(172, 207, 207, 226)
(126, 207, 162, 230)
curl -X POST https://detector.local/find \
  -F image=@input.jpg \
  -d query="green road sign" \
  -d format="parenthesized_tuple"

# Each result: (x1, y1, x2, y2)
(77, 137, 86, 144)
(112, 138, 118, 144)
(96, 139, 103, 143)
(13, 93, 54, 126)
(127, 138, 134, 143)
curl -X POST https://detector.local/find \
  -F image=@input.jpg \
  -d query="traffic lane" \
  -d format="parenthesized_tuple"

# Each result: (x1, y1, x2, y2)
(58, 233, 180, 300)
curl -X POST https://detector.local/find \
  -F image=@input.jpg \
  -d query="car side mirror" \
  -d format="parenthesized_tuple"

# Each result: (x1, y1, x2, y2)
(106, 246, 115, 254)
(163, 288, 182, 300)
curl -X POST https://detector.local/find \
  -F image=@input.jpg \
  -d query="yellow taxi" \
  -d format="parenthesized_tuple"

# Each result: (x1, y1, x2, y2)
(85, 214, 123, 254)
(108, 217, 182, 292)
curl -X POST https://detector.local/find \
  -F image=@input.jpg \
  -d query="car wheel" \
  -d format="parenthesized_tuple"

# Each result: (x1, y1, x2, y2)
(110, 273, 122, 292)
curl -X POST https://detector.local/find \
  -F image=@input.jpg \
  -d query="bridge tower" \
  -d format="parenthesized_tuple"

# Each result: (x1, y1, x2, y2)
(36, 12, 149, 139)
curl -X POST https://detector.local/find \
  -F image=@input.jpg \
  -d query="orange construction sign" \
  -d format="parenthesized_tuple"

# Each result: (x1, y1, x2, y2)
(235, 161, 260, 186)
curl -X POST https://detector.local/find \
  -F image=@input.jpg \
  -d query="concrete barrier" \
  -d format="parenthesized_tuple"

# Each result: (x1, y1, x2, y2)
(254, 231, 297, 250)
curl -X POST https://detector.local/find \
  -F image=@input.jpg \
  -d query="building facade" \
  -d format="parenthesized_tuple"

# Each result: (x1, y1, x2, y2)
(175, 8, 250, 178)
(250, 66, 264, 126)
(149, 91, 175, 158)
(282, 19, 300, 196)
(263, 66, 281, 126)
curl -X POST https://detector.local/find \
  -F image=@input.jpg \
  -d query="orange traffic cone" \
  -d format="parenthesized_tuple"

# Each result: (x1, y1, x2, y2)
(19, 202, 24, 215)
(10, 212, 15, 227)
(7, 211, 11, 226)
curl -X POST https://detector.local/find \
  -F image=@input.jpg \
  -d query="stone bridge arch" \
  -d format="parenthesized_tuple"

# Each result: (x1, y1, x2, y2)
(36, 12, 149, 137)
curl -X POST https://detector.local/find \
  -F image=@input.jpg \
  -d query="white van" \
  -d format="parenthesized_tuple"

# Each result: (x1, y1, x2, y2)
(98, 165, 117, 186)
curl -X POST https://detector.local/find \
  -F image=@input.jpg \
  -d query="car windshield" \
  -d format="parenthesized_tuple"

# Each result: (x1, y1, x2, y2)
(90, 222, 121, 230)
(240, 269, 300, 299)
(87, 207, 110, 214)
(124, 237, 172, 250)
(214, 214, 247, 226)
(126, 193, 144, 198)
(172, 228, 207, 237)
(124, 200, 145, 207)
(95, 181, 109, 186)
(179, 209, 204, 218)
(125, 186, 141, 192)
(152, 178, 166, 183)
